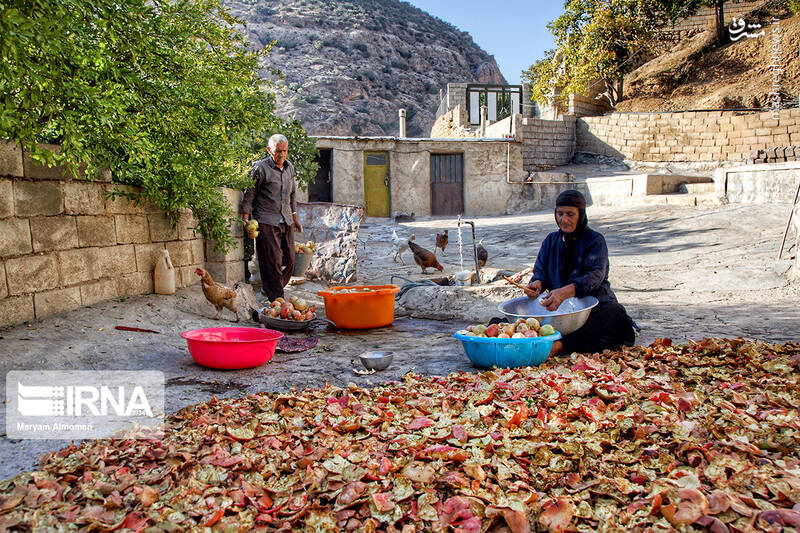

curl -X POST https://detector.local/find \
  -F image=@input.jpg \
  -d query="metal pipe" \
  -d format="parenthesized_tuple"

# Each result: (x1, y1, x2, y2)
(457, 217, 481, 284)
(398, 109, 406, 138)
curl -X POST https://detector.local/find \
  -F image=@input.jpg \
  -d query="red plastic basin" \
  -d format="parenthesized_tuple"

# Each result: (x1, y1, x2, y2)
(181, 327, 283, 369)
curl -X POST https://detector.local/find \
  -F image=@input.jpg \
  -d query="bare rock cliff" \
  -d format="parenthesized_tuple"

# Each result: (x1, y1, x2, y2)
(222, 0, 506, 137)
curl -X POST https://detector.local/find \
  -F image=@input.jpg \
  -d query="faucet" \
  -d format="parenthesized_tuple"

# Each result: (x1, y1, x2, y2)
(457, 215, 481, 284)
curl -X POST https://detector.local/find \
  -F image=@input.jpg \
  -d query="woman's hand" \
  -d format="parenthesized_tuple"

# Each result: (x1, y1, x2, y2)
(524, 280, 543, 299)
(540, 284, 576, 311)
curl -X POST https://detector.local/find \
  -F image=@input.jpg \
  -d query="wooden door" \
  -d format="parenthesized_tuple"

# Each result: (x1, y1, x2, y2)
(309, 149, 332, 202)
(363, 151, 390, 217)
(430, 153, 464, 216)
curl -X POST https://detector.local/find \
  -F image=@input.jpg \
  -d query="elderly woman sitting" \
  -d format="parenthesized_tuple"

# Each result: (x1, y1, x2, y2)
(525, 190, 635, 356)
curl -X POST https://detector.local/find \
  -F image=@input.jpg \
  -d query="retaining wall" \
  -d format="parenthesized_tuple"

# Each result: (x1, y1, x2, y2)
(520, 117, 576, 170)
(577, 108, 800, 163)
(0, 142, 244, 327)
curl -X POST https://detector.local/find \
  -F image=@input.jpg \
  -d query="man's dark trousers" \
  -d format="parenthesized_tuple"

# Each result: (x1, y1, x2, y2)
(256, 222, 295, 300)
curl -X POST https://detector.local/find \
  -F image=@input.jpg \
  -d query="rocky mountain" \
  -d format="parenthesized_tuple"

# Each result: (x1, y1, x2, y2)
(222, 0, 506, 137)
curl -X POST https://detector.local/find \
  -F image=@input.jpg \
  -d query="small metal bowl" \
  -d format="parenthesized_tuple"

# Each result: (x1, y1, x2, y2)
(359, 351, 394, 371)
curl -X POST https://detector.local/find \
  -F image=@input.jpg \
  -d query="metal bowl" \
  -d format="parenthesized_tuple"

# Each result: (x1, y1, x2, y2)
(497, 296, 599, 335)
(359, 351, 394, 371)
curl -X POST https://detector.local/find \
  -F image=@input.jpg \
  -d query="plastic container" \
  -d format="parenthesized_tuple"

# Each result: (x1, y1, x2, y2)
(181, 327, 283, 369)
(454, 270, 472, 286)
(154, 249, 176, 295)
(293, 251, 314, 277)
(454, 330, 562, 369)
(317, 285, 401, 329)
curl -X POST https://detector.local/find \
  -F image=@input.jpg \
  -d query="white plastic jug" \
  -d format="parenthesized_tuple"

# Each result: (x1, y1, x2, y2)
(455, 270, 472, 286)
(154, 249, 176, 295)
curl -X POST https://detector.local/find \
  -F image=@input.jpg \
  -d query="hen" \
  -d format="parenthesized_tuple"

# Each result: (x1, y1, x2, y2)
(408, 235, 444, 274)
(476, 239, 488, 268)
(391, 228, 409, 265)
(435, 230, 448, 256)
(196, 268, 239, 321)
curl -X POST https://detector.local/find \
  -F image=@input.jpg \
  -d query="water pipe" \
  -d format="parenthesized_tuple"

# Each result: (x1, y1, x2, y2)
(457, 215, 481, 284)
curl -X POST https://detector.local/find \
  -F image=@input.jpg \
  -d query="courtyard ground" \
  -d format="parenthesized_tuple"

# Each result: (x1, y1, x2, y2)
(0, 202, 798, 480)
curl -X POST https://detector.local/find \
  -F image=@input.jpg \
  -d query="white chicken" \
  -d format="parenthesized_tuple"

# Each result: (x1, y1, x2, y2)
(391, 228, 409, 265)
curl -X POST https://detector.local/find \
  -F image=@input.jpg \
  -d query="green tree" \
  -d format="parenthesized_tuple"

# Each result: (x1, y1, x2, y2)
(0, 0, 317, 251)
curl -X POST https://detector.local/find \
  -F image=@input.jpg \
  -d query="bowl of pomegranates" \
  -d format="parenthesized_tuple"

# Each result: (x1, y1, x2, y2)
(454, 318, 561, 369)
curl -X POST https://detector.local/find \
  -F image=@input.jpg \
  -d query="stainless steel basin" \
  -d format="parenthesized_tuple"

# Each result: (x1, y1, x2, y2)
(497, 296, 599, 335)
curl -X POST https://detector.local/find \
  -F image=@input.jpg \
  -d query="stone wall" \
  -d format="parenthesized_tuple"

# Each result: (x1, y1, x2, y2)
(577, 108, 800, 163)
(520, 117, 576, 170)
(568, 94, 612, 118)
(661, 0, 765, 35)
(0, 141, 244, 327)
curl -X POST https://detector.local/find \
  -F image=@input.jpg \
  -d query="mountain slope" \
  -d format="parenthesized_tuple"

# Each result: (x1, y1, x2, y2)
(222, 0, 505, 137)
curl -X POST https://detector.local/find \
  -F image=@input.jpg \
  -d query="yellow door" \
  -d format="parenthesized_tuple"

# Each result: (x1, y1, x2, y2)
(363, 151, 390, 217)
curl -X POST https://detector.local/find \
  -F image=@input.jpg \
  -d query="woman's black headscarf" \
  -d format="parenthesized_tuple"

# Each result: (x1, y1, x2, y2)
(555, 189, 589, 281)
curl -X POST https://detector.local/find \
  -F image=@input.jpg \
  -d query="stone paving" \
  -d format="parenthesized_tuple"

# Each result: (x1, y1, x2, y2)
(0, 202, 798, 480)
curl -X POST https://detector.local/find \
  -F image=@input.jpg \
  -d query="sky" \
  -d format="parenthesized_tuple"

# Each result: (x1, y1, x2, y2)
(404, 0, 564, 85)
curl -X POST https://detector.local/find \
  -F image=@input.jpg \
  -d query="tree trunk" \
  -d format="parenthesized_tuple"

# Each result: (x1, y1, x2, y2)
(715, 0, 726, 46)
(603, 78, 623, 106)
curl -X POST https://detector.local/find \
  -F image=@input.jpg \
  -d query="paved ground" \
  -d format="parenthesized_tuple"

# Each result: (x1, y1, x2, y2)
(1, 202, 798, 480)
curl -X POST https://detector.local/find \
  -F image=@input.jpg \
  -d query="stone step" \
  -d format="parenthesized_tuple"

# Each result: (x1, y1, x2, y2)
(629, 193, 722, 207)
(678, 181, 716, 195)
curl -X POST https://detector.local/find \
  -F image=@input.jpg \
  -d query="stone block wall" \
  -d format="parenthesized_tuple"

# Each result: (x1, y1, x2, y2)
(577, 108, 800, 163)
(0, 141, 244, 327)
(568, 94, 612, 118)
(660, 0, 765, 35)
(520, 117, 576, 170)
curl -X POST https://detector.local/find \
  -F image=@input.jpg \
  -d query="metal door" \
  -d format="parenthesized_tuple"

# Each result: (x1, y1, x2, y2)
(363, 151, 390, 217)
(430, 153, 464, 216)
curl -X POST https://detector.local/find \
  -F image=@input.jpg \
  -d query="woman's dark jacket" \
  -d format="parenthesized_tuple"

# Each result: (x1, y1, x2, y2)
(531, 229, 617, 303)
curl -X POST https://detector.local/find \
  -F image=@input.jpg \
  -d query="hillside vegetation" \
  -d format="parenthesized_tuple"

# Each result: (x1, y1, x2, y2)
(223, 0, 505, 136)
(617, 10, 799, 112)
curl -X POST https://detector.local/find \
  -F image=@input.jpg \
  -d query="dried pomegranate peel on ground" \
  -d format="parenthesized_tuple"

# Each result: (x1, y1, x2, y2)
(0, 338, 798, 532)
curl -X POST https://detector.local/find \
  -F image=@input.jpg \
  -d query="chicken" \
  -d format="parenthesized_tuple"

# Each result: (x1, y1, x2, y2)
(195, 268, 239, 321)
(476, 239, 488, 268)
(435, 229, 448, 256)
(408, 235, 444, 274)
(391, 228, 409, 265)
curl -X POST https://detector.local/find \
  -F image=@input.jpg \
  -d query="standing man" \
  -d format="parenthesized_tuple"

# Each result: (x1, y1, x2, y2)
(241, 134, 303, 300)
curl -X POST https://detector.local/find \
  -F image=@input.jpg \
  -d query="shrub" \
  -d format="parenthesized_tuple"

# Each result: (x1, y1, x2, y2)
(0, 0, 317, 251)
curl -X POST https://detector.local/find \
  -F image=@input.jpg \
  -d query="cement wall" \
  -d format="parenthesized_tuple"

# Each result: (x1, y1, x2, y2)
(314, 137, 531, 217)
(568, 94, 612, 118)
(578, 108, 800, 163)
(0, 141, 244, 327)
(713, 162, 800, 203)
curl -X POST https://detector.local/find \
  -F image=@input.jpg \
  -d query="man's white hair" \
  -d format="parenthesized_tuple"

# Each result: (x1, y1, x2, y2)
(268, 134, 288, 151)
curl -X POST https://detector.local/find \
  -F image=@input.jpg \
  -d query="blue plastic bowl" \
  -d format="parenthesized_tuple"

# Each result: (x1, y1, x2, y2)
(454, 331, 562, 369)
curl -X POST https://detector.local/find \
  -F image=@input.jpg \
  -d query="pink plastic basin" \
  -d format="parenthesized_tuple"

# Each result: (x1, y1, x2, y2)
(181, 327, 284, 369)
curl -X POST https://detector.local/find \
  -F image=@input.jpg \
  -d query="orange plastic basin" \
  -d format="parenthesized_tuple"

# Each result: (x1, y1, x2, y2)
(317, 285, 401, 329)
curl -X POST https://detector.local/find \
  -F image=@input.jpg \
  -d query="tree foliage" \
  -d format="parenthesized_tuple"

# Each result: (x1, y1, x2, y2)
(522, 0, 717, 109)
(0, 0, 317, 250)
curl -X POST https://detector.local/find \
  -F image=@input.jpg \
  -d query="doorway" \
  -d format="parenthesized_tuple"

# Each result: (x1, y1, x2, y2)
(363, 151, 390, 217)
(430, 153, 464, 216)
(309, 149, 332, 202)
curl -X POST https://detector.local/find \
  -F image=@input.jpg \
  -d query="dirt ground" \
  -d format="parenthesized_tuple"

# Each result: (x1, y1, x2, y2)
(1, 202, 799, 480)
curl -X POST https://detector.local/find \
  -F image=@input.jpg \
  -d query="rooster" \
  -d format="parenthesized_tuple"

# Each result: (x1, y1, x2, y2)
(391, 228, 409, 265)
(435, 230, 448, 256)
(196, 268, 239, 321)
(408, 235, 444, 274)
(476, 239, 488, 268)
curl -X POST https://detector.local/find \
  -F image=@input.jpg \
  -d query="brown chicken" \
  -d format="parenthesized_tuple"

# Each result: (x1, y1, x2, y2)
(408, 235, 444, 274)
(435, 229, 448, 256)
(476, 239, 488, 268)
(196, 268, 239, 321)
